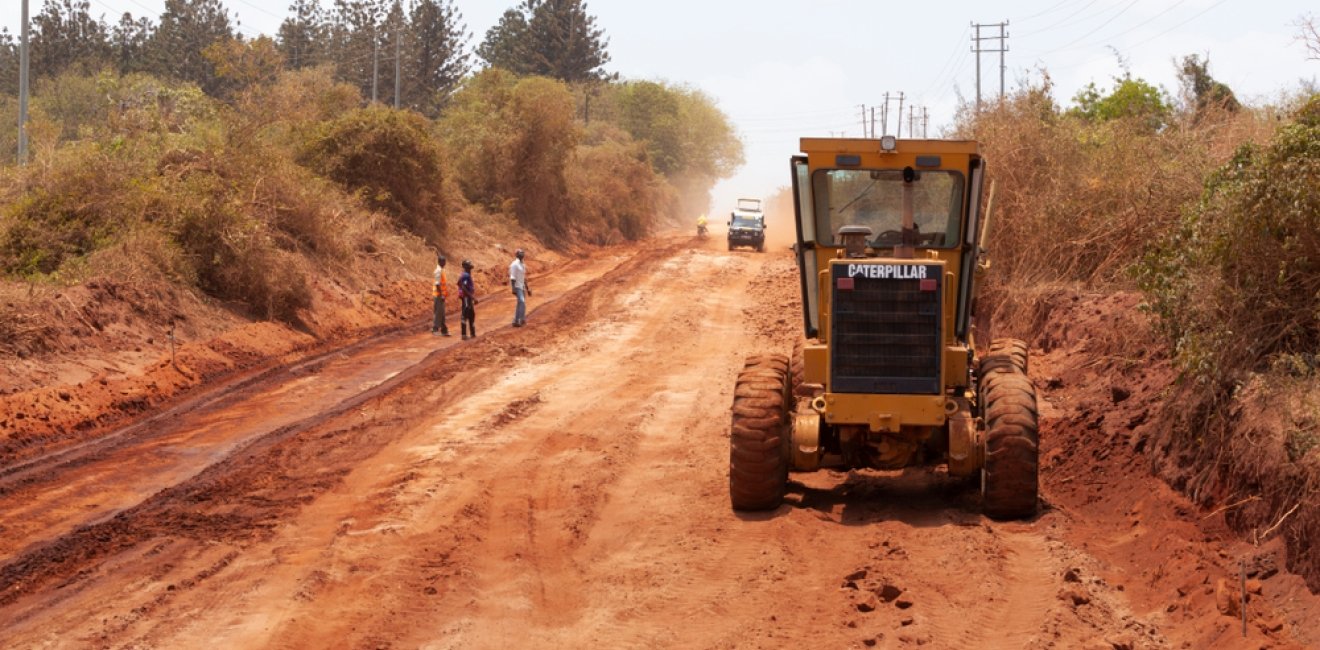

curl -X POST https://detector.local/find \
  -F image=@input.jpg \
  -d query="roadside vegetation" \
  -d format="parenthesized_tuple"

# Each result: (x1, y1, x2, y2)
(960, 51, 1320, 586)
(0, 0, 742, 335)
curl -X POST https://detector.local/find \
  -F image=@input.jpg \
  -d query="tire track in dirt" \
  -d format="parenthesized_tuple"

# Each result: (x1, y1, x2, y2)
(940, 527, 1062, 648)
(0, 242, 686, 644)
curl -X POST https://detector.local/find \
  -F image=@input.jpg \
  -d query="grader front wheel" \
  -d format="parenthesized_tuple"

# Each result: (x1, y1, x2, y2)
(988, 337, 1029, 374)
(980, 348, 1040, 519)
(729, 354, 791, 511)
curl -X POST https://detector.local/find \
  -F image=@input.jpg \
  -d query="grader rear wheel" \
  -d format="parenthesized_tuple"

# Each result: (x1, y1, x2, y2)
(729, 354, 791, 511)
(980, 353, 1039, 519)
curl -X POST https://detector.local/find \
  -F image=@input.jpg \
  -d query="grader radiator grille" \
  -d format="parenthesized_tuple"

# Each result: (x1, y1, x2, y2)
(829, 263, 942, 394)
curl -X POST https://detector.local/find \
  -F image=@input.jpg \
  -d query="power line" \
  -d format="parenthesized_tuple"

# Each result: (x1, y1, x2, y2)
(1032, 0, 1229, 76)
(1017, 0, 1189, 58)
(1012, 0, 1074, 23)
(1029, 0, 1141, 59)
(917, 24, 971, 100)
(1013, 0, 1102, 39)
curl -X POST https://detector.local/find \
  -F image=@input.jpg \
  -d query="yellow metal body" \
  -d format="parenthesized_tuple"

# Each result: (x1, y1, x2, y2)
(789, 138, 987, 471)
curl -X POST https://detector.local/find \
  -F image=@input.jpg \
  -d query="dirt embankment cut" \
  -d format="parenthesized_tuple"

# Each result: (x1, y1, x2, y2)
(994, 285, 1320, 601)
(0, 222, 566, 469)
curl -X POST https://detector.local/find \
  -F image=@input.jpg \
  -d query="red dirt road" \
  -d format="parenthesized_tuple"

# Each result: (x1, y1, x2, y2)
(2, 239, 1318, 649)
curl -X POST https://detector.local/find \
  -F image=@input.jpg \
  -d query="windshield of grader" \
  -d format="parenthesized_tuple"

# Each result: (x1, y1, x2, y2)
(812, 169, 964, 248)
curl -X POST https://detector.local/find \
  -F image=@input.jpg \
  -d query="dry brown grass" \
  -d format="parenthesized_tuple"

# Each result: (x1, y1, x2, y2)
(954, 76, 1274, 338)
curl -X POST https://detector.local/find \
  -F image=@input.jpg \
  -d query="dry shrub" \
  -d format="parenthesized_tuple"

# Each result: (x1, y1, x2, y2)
(82, 226, 194, 287)
(964, 77, 1215, 290)
(438, 70, 578, 243)
(954, 73, 1271, 341)
(567, 124, 673, 243)
(227, 66, 362, 147)
(0, 142, 150, 277)
(0, 284, 58, 357)
(506, 76, 577, 242)
(301, 105, 448, 244)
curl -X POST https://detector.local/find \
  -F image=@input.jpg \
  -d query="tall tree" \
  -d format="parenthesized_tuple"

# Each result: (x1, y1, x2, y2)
(477, 0, 610, 82)
(1300, 15, 1320, 60)
(382, 1, 406, 105)
(330, 0, 388, 100)
(522, 0, 610, 82)
(0, 29, 17, 96)
(31, 0, 112, 78)
(148, 0, 236, 94)
(476, 8, 529, 74)
(277, 0, 328, 70)
(404, 0, 470, 115)
(1177, 54, 1240, 120)
(111, 13, 155, 74)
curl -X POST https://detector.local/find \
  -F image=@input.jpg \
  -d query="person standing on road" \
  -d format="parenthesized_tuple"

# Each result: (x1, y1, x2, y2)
(459, 259, 478, 340)
(509, 249, 531, 327)
(432, 254, 451, 337)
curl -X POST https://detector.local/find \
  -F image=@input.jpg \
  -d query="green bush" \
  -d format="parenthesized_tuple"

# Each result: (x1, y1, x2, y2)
(0, 142, 144, 276)
(1138, 94, 1320, 379)
(301, 105, 447, 243)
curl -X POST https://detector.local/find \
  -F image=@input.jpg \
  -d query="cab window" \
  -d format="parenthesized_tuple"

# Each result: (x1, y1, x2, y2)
(811, 169, 964, 248)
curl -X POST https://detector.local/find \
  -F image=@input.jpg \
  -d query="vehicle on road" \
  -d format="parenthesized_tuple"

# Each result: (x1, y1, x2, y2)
(729, 136, 1040, 519)
(727, 198, 766, 252)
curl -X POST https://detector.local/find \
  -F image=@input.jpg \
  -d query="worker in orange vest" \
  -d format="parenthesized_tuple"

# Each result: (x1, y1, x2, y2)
(432, 254, 451, 337)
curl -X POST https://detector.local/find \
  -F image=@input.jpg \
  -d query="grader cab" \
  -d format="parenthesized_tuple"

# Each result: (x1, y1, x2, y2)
(728, 136, 1039, 518)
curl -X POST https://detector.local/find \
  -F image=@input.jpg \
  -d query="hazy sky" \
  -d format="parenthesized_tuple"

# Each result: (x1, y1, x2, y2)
(6, 0, 1318, 211)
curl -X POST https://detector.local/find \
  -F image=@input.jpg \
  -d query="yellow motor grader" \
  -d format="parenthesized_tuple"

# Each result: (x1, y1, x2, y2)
(728, 136, 1039, 518)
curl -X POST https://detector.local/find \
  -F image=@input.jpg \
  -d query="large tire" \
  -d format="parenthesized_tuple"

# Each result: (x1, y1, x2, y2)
(988, 338, 1029, 374)
(790, 338, 822, 397)
(790, 339, 804, 395)
(729, 354, 791, 511)
(980, 355, 1039, 519)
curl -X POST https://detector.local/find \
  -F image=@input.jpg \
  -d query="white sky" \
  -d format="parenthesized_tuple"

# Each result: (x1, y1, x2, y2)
(6, 0, 1319, 211)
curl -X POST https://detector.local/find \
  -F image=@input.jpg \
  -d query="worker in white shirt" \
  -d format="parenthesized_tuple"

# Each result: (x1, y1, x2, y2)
(432, 254, 451, 337)
(509, 249, 531, 327)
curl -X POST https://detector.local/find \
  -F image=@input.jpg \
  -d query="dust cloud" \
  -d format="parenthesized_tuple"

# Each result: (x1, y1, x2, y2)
(706, 188, 799, 252)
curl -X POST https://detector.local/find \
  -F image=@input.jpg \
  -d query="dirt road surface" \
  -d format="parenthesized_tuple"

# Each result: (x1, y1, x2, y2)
(2, 238, 1318, 649)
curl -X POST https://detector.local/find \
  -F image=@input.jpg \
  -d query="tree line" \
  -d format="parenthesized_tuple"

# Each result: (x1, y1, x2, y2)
(0, 0, 611, 117)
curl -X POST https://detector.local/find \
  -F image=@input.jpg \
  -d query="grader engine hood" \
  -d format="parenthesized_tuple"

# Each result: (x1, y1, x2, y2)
(829, 260, 944, 395)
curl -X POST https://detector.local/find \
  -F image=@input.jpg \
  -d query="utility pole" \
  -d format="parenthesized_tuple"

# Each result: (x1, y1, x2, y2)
(1000, 21, 1009, 100)
(880, 92, 889, 135)
(371, 37, 379, 104)
(922, 107, 929, 138)
(971, 21, 1009, 108)
(896, 92, 905, 138)
(18, 0, 30, 165)
(394, 25, 401, 109)
(860, 104, 868, 138)
(870, 107, 876, 140)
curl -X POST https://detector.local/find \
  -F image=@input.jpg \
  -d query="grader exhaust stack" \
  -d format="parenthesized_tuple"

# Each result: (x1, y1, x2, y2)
(727, 137, 1040, 518)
